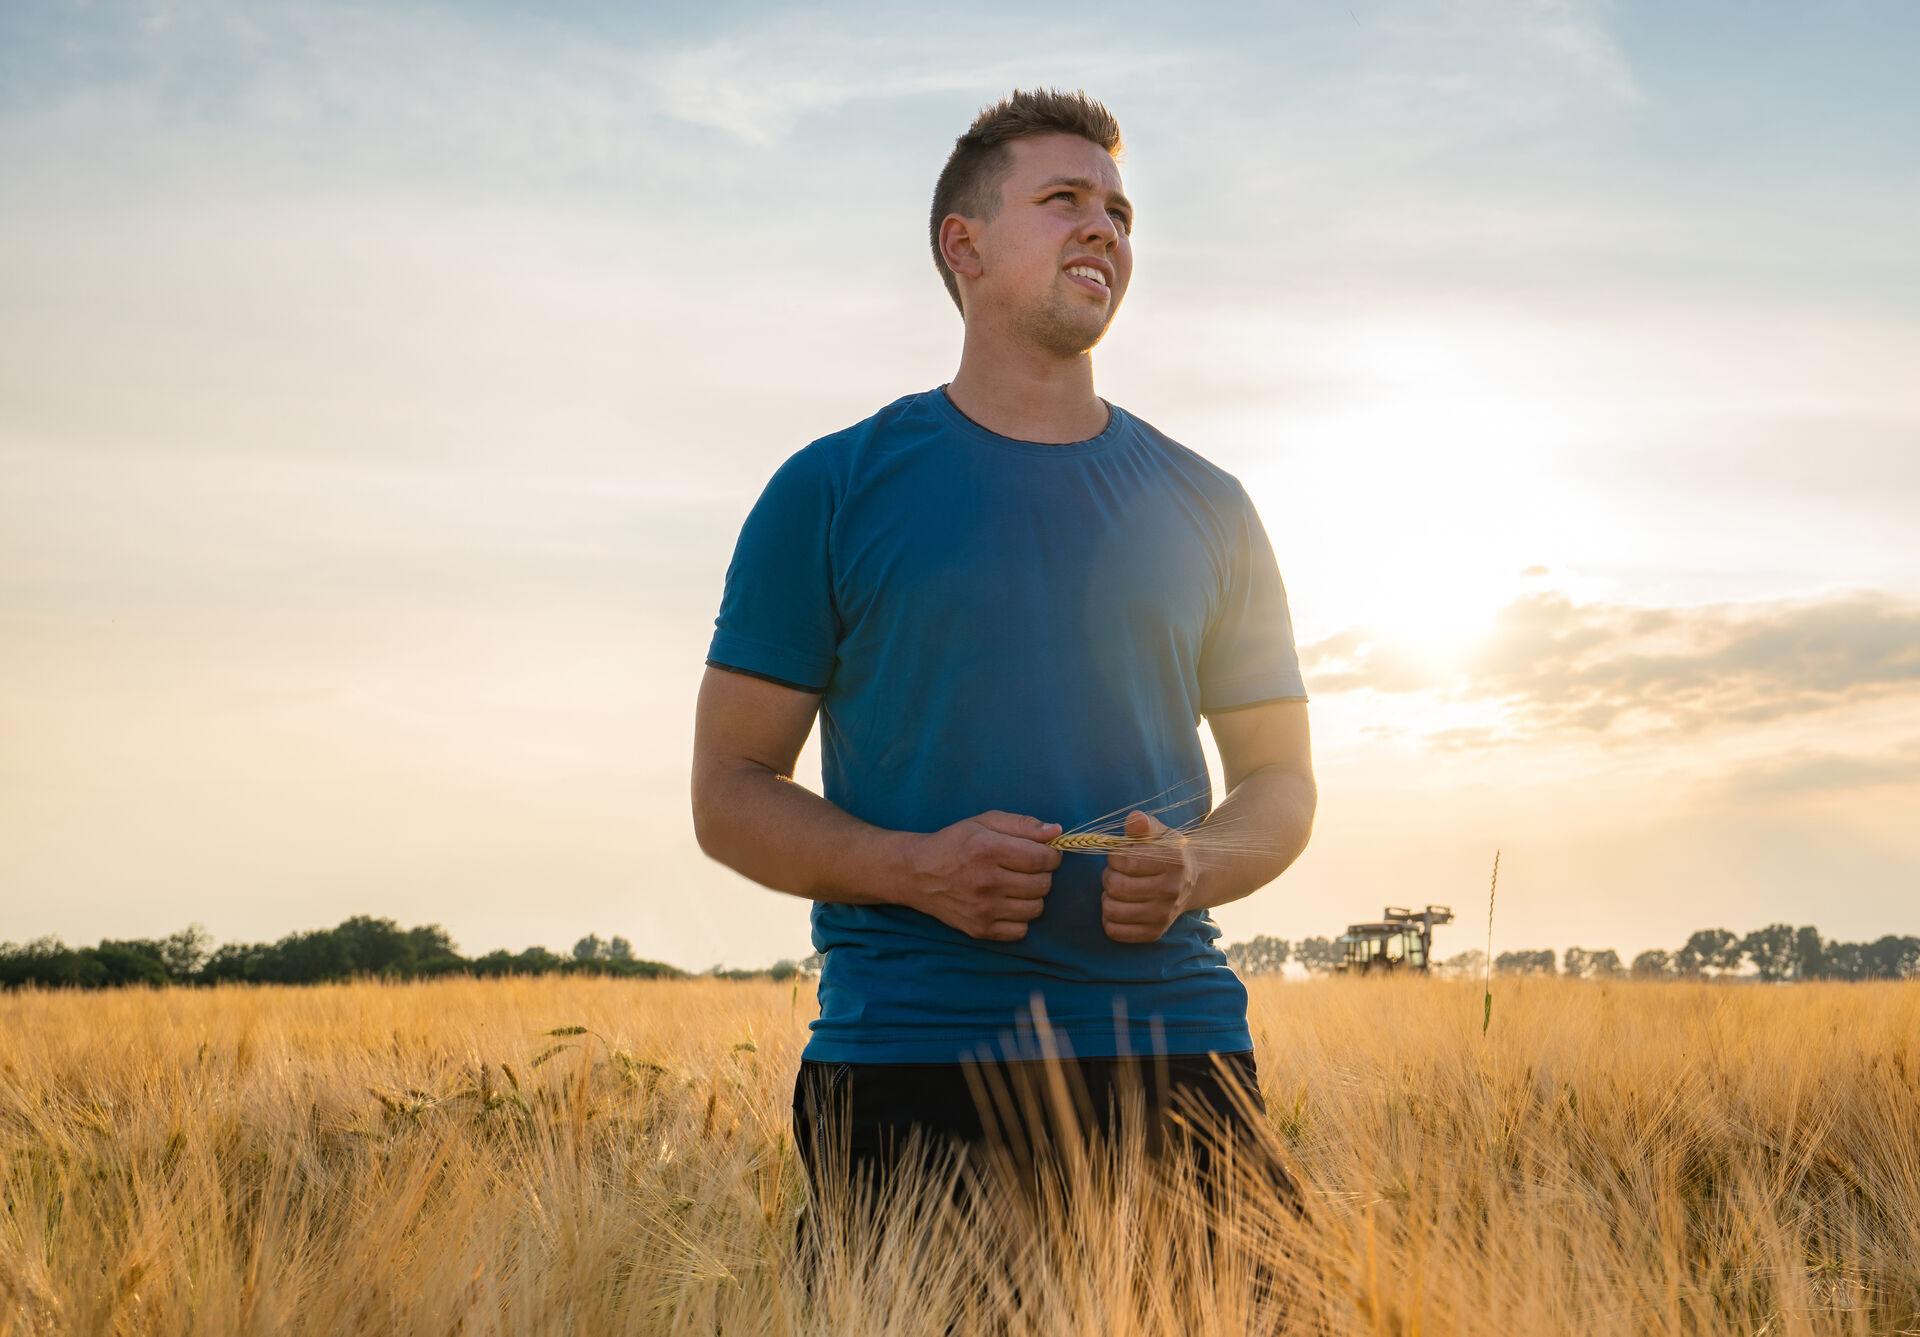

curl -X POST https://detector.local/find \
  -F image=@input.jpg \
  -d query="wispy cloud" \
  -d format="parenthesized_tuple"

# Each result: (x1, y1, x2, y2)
(647, 20, 1184, 147)
(1, 0, 1646, 174)
(647, 0, 1638, 148)
(0, 2, 1190, 167)
(1359, 0, 1641, 121)
(1716, 738, 1920, 801)
(1302, 589, 1920, 740)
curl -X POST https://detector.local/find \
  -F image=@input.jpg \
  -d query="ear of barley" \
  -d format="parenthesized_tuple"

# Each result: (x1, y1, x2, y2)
(1046, 773, 1289, 863)
(1049, 832, 1161, 852)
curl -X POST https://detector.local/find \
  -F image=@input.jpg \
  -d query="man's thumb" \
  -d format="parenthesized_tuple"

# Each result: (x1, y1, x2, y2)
(1124, 810, 1163, 838)
(977, 810, 1061, 840)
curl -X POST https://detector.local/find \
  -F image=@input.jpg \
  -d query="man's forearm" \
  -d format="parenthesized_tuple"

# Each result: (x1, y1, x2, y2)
(692, 761, 916, 906)
(1183, 764, 1317, 913)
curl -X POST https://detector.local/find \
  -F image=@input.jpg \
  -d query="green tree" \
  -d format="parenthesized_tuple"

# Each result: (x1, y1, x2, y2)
(1631, 949, 1671, 977)
(200, 942, 271, 984)
(96, 938, 170, 977)
(1225, 935, 1291, 976)
(1495, 949, 1555, 976)
(1741, 923, 1798, 982)
(1293, 936, 1342, 975)
(270, 929, 354, 983)
(406, 924, 459, 965)
(1675, 928, 1740, 977)
(160, 924, 213, 981)
(88, 944, 170, 987)
(0, 938, 105, 988)
(1563, 946, 1624, 978)
(1821, 939, 1867, 981)
(1863, 935, 1920, 980)
(332, 916, 419, 976)
(472, 946, 564, 977)
(572, 934, 635, 962)
(1793, 926, 1825, 980)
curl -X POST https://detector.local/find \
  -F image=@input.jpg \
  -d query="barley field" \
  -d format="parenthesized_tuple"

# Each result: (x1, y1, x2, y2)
(2, 975, 1916, 1336)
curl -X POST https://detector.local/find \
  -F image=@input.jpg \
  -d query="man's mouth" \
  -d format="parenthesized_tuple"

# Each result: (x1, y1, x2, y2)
(1064, 264, 1110, 291)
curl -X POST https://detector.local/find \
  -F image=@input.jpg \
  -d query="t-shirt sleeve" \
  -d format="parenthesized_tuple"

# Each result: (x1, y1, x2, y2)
(707, 448, 840, 694)
(1198, 484, 1309, 713)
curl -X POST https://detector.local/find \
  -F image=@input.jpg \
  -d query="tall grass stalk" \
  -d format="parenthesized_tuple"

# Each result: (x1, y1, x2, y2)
(1483, 847, 1500, 1036)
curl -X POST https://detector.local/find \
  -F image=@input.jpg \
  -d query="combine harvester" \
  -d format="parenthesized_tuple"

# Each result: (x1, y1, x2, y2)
(1335, 905, 1455, 974)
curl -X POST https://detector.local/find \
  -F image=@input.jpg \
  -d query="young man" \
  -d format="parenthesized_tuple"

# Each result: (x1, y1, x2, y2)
(692, 89, 1315, 1217)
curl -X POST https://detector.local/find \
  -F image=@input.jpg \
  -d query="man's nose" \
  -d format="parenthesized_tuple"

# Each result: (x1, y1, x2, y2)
(1080, 206, 1118, 247)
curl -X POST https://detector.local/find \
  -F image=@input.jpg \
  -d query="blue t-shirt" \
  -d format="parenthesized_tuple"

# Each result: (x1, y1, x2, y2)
(708, 387, 1307, 1063)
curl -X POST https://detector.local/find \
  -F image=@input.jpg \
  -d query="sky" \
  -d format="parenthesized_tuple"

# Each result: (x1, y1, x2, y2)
(3, 0, 1917, 971)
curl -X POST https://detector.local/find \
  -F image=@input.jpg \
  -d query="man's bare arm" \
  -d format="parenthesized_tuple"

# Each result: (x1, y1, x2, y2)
(691, 664, 900, 904)
(1098, 699, 1316, 943)
(1183, 698, 1316, 912)
(690, 665, 1062, 941)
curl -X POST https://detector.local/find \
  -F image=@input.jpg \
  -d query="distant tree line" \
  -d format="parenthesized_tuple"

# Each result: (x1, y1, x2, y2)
(0, 916, 800, 990)
(12, 914, 1911, 990)
(1226, 924, 1919, 981)
(1619, 924, 1920, 982)
(1226, 935, 1333, 975)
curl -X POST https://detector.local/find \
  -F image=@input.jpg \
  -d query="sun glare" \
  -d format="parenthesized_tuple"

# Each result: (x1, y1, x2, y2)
(1227, 315, 1591, 665)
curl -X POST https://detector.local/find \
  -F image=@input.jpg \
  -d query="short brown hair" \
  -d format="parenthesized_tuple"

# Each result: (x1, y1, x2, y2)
(929, 88, 1124, 316)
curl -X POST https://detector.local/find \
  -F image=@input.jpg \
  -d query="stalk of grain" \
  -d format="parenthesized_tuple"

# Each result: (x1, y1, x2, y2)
(1483, 849, 1500, 1036)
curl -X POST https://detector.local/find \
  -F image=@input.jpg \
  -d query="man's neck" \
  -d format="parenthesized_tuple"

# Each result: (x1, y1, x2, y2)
(943, 331, 1108, 445)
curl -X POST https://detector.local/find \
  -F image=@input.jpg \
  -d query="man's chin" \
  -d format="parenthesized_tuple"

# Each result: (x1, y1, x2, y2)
(1016, 305, 1118, 359)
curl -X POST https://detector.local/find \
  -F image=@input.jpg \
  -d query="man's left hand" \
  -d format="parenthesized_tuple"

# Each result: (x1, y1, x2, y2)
(1101, 810, 1199, 943)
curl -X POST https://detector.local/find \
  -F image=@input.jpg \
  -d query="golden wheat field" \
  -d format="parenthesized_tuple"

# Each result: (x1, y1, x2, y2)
(2, 974, 1916, 1336)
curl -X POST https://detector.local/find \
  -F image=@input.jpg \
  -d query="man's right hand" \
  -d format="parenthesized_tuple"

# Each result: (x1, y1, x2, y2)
(901, 811, 1062, 941)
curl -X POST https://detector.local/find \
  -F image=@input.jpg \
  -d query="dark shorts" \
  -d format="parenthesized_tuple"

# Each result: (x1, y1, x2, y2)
(790, 1048, 1293, 1216)
(787, 1048, 1309, 1315)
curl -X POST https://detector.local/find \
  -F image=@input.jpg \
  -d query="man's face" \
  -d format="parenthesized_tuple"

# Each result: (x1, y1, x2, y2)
(970, 132, 1134, 357)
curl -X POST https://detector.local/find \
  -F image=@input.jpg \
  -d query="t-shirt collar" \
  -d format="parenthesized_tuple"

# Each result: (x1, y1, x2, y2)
(931, 384, 1126, 456)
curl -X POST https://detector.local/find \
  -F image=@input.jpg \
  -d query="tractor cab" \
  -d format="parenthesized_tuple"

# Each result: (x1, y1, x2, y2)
(1335, 905, 1455, 974)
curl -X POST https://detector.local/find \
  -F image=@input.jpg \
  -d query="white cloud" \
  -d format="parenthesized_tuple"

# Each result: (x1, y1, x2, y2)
(1300, 588, 1920, 741)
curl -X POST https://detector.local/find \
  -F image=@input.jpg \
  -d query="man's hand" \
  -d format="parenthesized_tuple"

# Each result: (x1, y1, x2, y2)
(1102, 810, 1199, 943)
(904, 811, 1063, 942)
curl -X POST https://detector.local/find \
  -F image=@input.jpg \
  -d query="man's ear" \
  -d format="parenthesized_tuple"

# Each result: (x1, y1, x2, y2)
(939, 214, 984, 283)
